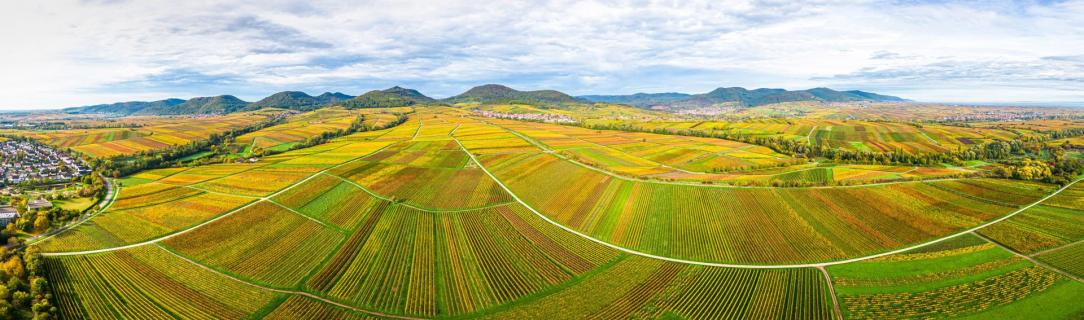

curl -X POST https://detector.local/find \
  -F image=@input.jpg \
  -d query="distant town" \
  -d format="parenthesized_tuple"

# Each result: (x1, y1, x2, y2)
(0, 140, 90, 184)
(474, 110, 577, 123)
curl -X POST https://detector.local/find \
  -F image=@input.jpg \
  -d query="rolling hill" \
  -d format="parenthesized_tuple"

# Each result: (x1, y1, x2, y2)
(147, 95, 250, 115)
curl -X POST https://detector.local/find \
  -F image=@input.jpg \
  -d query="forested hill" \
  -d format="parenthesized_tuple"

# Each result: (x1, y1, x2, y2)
(443, 84, 585, 105)
(65, 91, 355, 115)
(341, 86, 436, 109)
(249, 91, 354, 111)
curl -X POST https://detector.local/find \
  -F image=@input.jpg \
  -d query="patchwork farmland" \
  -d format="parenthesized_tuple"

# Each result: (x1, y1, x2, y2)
(7, 110, 285, 158)
(29, 108, 1084, 319)
(587, 118, 1022, 154)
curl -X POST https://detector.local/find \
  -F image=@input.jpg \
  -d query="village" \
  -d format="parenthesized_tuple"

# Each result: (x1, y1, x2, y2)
(474, 110, 577, 123)
(0, 139, 90, 185)
(0, 139, 97, 227)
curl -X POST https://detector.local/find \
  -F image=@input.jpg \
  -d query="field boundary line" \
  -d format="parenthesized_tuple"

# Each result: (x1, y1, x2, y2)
(807, 126, 816, 145)
(41, 142, 396, 256)
(817, 266, 843, 320)
(455, 131, 1083, 269)
(411, 118, 423, 140)
(972, 232, 1084, 284)
(493, 120, 965, 190)
(152, 244, 424, 320)
(266, 199, 336, 230)
(1029, 238, 1084, 257)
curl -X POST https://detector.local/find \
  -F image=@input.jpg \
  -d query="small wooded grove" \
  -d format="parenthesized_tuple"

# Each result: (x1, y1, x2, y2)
(0, 246, 53, 319)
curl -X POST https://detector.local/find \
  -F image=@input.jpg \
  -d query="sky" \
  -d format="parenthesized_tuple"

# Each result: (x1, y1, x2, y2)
(1, 0, 1083, 109)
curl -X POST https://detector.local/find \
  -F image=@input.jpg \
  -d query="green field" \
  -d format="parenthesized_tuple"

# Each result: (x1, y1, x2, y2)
(53, 197, 96, 212)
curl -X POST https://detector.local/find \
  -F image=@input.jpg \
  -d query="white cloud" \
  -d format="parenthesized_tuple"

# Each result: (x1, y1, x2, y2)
(0, 0, 1082, 108)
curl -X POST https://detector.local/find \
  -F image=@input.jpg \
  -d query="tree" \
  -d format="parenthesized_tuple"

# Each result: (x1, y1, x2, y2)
(29, 278, 46, 296)
(10, 291, 28, 309)
(2, 257, 23, 280)
(32, 215, 48, 233)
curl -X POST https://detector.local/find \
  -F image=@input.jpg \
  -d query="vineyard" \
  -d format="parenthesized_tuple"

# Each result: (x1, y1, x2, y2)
(977, 183, 1084, 254)
(828, 234, 1084, 319)
(476, 143, 1053, 264)
(33, 107, 1084, 319)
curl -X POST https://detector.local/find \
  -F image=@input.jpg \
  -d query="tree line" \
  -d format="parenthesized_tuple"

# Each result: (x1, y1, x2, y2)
(91, 114, 288, 177)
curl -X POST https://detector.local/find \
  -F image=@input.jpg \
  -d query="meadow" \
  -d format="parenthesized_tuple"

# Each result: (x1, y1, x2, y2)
(33, 107, 1084, 319)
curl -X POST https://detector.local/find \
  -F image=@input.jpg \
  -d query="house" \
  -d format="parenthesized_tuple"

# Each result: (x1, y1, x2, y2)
(0, 206, 17, 225)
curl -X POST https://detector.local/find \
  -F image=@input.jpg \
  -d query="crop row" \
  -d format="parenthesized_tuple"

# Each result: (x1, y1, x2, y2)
(46, 245, 276, 319)
(263, 297, 374, 320)
(829, 235, 1081, 319)
(330, 159, 511, 210)
(496, 119, 791, 173)
(479, 148, 1043, 264)
(976, 182, 1084, 254)
(487, 255, 833, 320)
(198, 169, 312, 197)
(363, 140, 470, 168)
(307, 203, 618, 317)
(1035, 241, 1084, 278)
(162, 201, 345, 288)
(272, 174, 387, 229)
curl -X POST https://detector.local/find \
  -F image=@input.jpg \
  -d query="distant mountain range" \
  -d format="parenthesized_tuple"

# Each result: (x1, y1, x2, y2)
(71, 98, 187, 115)
(66, 91, 356, 115)
(580, 87, 907, 109)
(64, 85, 906, 115)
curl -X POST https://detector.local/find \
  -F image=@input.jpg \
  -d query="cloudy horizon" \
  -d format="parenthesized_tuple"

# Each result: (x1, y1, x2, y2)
(2, 0, 1083, 109)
